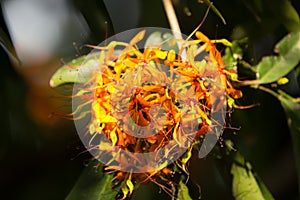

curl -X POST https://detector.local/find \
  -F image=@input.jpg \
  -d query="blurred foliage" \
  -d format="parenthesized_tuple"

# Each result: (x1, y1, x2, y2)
(231, 152, 274, 200)
(66, 161, 118, 200)
(1, 0, 300, 200)
(72, 0, 114, 44)
(278, 92, 300, 195)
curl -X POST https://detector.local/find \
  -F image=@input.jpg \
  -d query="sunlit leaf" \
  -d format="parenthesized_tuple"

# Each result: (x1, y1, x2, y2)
(50, 54, 100, 87)
(278, 94, 300, 195)
(257, 31, 300, 84)
(257, 56, 296, 84)
(177, 180, 192, 200)
(50, 55, 85, 87)
(66, 161, 118, 200)
(231, 152, 274, 200)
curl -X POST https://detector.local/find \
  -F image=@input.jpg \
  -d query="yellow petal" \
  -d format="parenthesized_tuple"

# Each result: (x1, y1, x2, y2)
(89, 123, 96, 134)
(167, 50, 176, 62)
(155, 50, 167, 59)
(277, 77, 289, 85)
(126, 179, 134, 195)
(228, 97, 235, 108)
(121, 186, 129, 199)
(110, 130, 118, 146)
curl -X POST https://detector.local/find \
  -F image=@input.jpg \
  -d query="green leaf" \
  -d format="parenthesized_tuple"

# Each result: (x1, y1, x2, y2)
(50, 56, 85, 87)
(255, 176, 276, 200)
(216, 141, 274, 200)
(278, 95, 300, 196)
(231, 152, 274, 200)
(50, 53, 100, 87)
(275, 31, 300, 61)
(144, 31, 179, 52)
(202, 0, 226, 24)
(177, 180, 192, 200)
(257, 31, 300, 84)
(223, 40, 244, 71)
(257, 56, 296, 84)
(66, 161, 118, 200)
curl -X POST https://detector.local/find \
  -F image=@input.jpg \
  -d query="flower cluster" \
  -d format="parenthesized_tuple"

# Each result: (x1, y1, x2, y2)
(75, 30, 242, 199)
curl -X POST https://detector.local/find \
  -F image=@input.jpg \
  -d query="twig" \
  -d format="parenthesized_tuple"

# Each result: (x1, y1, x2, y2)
(235, 80, 259, 87)
(162, 0, 182, 39)
(257, 85, 279, 98)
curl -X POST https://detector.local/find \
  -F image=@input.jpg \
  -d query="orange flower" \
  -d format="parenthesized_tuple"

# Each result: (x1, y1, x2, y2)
(73, 30, 242, 199)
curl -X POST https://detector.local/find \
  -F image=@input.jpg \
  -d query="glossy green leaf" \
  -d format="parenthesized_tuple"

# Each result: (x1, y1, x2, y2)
(50, 53, 100, 87)
(278, 95, 300, 195)
(144, 31, 179, 52)
(177, 180, 192, 200)
(51, 30, 181, 88)
(257, 56, 296, 84)
(66, 161, 118, 200)
(50, 56, 85, 87)
(257, 31, 300, 84)
(231, 152, 274, 200)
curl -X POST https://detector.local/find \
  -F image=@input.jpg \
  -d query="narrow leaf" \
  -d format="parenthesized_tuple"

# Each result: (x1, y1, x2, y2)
(231, 152, 274, 200)
(66, 161, 118, 200)
(202, 0, 226, 24)
(278, 95, 300, 196)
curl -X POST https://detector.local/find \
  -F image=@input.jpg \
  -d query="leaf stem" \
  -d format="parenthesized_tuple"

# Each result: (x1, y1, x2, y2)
(259, 87, 300, 103)
(202, 0, 226, 24)
(257, 85, 280, 98)
(236, 80, 259, 87)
